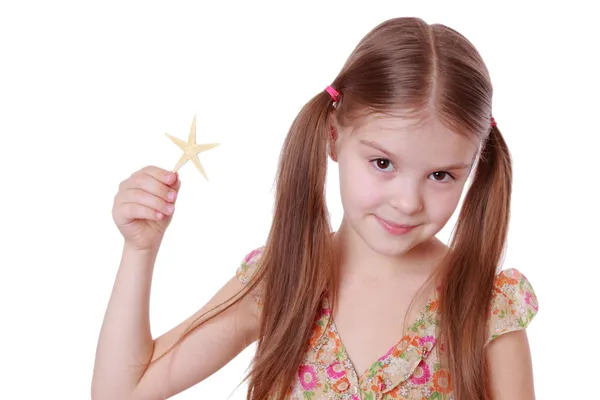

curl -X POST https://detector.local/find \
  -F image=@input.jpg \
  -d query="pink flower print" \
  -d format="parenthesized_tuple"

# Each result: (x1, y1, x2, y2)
(418, 335, 436, 354)
(410, 360, 432, 385)
(326, 360, 346, 379)
(244, 248, 261, 264)
(298, 365, 317, 390)
(316, 300, 331, 319)
(525, 291, 538, 311)
(378, 346, 394, 362)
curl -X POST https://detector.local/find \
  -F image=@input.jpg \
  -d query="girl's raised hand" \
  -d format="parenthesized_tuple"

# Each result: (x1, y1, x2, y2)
(112, 166, 181, 252)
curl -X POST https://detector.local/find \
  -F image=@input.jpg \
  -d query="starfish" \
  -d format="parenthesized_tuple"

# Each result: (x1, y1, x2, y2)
(165, 115, 219, 180)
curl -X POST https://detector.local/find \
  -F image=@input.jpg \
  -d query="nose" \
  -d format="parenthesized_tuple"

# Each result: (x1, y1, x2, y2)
(388, 178, 424, 215)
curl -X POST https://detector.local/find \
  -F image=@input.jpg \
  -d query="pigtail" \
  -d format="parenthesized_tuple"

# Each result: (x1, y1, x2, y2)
(245, 91, 338, 399)
(436, 121, 512, 400)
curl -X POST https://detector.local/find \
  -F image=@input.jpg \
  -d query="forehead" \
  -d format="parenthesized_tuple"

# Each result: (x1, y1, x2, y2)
(349, 114, 480, 164)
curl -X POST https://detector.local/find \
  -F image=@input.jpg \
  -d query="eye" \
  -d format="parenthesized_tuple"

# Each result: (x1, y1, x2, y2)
(429, 171, 455, 183)
(370, 158, 394, 172)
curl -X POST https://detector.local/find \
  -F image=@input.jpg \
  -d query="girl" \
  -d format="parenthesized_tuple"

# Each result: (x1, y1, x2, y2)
(92, 17, 539, 400)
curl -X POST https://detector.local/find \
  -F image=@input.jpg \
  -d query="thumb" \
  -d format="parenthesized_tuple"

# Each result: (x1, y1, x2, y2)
(170, 172, 181, 192)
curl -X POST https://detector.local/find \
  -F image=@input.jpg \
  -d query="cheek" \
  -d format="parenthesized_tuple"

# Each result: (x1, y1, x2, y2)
(338, 160, 383, 210)
(425, 189, 463, 223)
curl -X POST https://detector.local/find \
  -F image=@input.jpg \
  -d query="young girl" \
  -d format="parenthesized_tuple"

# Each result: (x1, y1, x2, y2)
(92, 17, 539, 400)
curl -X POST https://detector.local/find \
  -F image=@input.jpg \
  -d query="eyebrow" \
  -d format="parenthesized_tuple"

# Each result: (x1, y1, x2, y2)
(359, 139, 472, 171)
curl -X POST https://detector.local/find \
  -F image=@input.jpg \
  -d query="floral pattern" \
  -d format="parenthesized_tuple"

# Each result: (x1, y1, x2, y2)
(236, 247, 539, 399)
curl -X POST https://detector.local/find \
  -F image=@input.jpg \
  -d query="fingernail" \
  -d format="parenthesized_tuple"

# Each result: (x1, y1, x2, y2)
(167, 204, 174, 213)
(165, 173, 174, 183)
(168, 191, 176, 201)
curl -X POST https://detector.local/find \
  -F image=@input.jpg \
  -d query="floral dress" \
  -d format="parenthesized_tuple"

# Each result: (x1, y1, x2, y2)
(236, 247, 539, 400)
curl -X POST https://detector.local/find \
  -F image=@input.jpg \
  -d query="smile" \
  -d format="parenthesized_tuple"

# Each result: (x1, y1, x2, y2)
(375, 216, 419, 235)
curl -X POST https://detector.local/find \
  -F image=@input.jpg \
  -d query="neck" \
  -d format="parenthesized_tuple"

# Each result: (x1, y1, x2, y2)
(333, 219, 448, 283)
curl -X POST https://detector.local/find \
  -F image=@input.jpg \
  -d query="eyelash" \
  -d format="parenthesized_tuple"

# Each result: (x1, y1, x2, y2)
(369, 158, 456, 183)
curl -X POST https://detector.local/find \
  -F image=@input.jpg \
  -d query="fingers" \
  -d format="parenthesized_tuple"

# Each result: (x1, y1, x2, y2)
(114, 166, 183, 223)
(120, 167, 180, 203)
(140, 165, 178, 186)
(121, 188, 174, 216)
(120, 202, 166, 221)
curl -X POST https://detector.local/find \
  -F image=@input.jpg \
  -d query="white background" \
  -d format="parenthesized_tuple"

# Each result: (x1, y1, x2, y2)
(1, 1, 598, 399)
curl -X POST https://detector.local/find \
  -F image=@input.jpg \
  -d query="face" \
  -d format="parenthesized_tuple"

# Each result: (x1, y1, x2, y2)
(331, 113, 480, 259)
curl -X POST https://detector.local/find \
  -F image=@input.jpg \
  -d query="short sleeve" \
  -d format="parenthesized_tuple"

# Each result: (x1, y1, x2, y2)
(486, 268, 539, 345)
(235, 246, 265, 307)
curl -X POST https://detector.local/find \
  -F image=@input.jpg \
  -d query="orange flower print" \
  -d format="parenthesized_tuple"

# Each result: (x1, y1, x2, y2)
(370, 375, 384, 393)
(335, 338, 342, 350)
(428, 300, 438, 312)
(432, 369, 452, 394)
(388, 384, 409, 398)
(332, 376, 351, 393)
(387, 386, 400, 398)
(309, 325, 323, 346)
(496, 270, 518, 287)
(398, 335, 420, 351)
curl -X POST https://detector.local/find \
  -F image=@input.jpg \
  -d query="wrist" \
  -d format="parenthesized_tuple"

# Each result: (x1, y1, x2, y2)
(122, 241, 160, 259)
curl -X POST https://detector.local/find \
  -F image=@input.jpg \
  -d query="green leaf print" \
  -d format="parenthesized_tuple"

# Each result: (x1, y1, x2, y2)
(335, 345, 345, 359)
(431, 391, 441, 400)
(499, 309, 506, 318)
(434, 363, 441, 372)
(367, 362, 381, 378)
(364, 392, 374, 400)
(303, 391, 315, 400)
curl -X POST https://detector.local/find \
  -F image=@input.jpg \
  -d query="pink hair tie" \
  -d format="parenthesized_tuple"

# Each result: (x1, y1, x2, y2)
(325, 85, 340, 102)
(490, 117, 497, 127)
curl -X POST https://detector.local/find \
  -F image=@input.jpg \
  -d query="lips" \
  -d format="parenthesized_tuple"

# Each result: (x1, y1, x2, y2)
(377, 217, 416, 228)
(375, 216, 418, 236)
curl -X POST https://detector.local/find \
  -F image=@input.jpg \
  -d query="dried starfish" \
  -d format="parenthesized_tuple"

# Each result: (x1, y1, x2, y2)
(165, 115, 219, 180)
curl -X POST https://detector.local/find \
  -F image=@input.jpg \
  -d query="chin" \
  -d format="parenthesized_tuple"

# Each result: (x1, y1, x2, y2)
(362, 223, 423, 257)
(381, 236, 423, 255)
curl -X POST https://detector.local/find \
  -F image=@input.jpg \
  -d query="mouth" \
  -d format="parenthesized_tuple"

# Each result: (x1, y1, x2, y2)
(376, 216, 417, 228)
(375, 215, 419, 235)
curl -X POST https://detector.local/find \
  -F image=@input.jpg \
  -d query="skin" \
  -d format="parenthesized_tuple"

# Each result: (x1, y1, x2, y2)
(330, 113, 478, 279)
(93, 114, 535, 399)
(329, 113, 536, 399)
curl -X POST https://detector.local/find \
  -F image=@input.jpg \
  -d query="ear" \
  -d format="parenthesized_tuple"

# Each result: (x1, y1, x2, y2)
(328, 123, 339, 162)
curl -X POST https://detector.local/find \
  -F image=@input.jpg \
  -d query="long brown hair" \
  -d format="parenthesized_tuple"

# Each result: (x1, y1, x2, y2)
(154, 17, 511, 400)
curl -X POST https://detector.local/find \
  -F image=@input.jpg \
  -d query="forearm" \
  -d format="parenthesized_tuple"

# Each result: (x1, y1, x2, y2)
(92, 242, 158, 399)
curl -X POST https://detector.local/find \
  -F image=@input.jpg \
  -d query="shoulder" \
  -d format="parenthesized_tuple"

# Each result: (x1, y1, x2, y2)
(487, 268, 539, 345)
(235, 246, 266, 305)
(236, 246, 265, 284)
